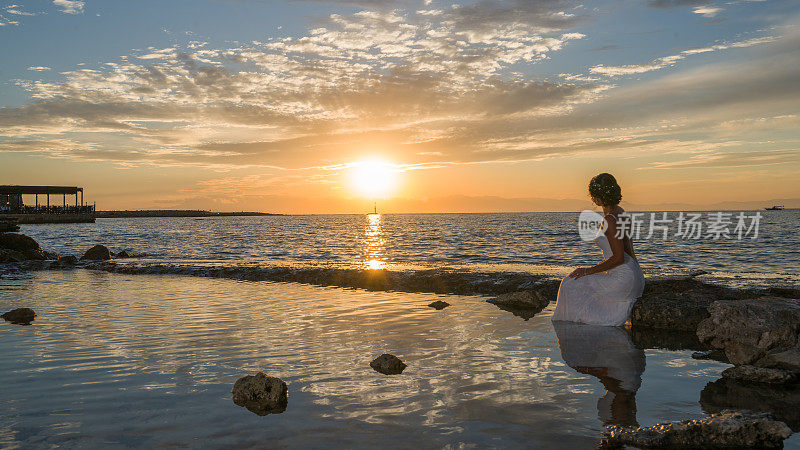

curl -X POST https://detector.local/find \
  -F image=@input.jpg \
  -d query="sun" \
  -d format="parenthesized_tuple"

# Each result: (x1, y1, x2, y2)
(349, 159, 399, 198)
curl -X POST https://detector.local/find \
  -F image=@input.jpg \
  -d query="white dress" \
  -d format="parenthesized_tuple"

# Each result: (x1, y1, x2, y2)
(552, 218, 645, 326)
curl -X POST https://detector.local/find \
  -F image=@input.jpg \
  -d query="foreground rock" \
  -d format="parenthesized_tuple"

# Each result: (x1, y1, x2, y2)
(370, 353, 407, 375)
(697, 297, 800, 371)
(722, 365, 798, 385)
(701, 378, 800, 431)
(487, 288, 552, 321)
(488, 290, 549, 309)
(428, 300, 450, 310)
(604, 410, 792, 448)
(0, 233, 47, 260)
(630, 278, 757, 332)
(80, 244, 111, 261)
(0, 248, 26, 263)
(231, 372, 288, 415)
(1, 307, 36, 324)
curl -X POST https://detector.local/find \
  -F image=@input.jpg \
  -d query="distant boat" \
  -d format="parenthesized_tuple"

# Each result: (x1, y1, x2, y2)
(765, 205, 785, 211)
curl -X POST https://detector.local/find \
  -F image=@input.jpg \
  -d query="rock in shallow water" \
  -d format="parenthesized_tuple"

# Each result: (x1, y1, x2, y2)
(428, 300, 450, 310)
(370, 353, 407, 375)
(701, 378, 800, 432)
(696, 297, 800, 370)
(488, 290, 549, 310)
(1, 307, 35, 324)
(231, 372, 288, 415)
(0, 248, 26, 263)
(0, 233, 46, 260)
(722, 365, 798, 385)
(604, 410, 792, 448)
(81, 244, 111, 261)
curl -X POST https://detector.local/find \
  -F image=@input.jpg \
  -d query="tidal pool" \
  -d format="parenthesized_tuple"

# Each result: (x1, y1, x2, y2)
(1, 270, 796, 448)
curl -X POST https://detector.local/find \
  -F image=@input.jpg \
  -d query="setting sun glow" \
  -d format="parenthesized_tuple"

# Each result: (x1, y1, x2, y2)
(349, 160, 399, 199)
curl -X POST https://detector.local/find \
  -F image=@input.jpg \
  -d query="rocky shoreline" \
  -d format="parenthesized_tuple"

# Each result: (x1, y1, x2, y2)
(3, 231, 800, 446)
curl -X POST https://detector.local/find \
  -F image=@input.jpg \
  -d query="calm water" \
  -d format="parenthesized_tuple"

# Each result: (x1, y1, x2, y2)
(3, 212, 799, 447)
(17, 211, 800, 288)
(5, 270, 794, 449)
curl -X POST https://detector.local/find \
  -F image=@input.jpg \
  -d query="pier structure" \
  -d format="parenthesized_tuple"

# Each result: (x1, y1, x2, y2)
(0, 185, 95, 224)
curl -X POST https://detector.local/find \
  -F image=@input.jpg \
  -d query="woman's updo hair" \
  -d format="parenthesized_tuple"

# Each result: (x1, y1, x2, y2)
(589, 173, 622, 206)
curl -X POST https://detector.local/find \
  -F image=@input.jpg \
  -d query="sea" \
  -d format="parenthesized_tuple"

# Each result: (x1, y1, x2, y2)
(1, 211, 799, 448)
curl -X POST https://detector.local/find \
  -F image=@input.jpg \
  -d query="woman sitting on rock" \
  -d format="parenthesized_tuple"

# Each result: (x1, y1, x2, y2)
(553, 173, 645, 326)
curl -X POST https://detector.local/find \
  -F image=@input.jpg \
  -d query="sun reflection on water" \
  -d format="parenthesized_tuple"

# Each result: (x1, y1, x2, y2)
(363, 213, 386, 270)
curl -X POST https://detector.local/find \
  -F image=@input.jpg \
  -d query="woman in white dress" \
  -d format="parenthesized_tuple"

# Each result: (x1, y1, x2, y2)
(552, 173, 645, 326)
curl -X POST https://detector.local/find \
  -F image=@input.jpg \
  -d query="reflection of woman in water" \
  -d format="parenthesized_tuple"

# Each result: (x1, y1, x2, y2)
(554, 321, 646, 426)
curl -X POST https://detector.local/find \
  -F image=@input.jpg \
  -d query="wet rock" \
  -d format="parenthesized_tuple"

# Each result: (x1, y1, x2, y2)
(81, 244, 111, 261)
(603, 410, 792, 448)
(487, 290, 550, 321)
(0, 233, 46, 260)
(231, 372, 288, 415)
(1, 307, 35, 324)
(701, 378, 800, 431)
(768, 287, 800, 299)
(370, 353, 407, 375)
(691, 349, 730, 363)
(696, 297, 800, 369)
(722, 365, 797, 384)
(60, 255, 78, 265)
(0, 248, 26, 263)
(488, 290, 549, 310)
(428, 300, 450, 310)
(688, 269, 709, 277)
(758, 348, 800, 373)
(115, 250, 132, 258)
(630, 278, 769, 332)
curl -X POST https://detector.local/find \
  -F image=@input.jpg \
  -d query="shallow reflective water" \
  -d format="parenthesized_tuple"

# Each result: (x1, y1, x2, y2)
(5, 270, 795, 448)
(18, 211, 800, 288)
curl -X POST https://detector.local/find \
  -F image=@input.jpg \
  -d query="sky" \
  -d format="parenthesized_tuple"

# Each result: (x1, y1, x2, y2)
(1, 0, 799, 213)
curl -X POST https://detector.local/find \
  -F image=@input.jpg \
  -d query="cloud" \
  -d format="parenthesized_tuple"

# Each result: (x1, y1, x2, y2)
(5, 5, 36, 16)
(647, 0, 708, 8)
(1, 4, 799, 186)
(589, 35, 775, 76)
(27, 66, 52, 72)
(646, 149, 800, 169)
(53, 0, 85, 15)
(693, 5, 723, 17)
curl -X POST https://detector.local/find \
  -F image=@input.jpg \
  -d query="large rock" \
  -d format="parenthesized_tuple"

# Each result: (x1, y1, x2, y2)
(758, 348, 800, 373)
(231, 372, 288, 415)
(1, 307, 35, 324)
(370, 353, 407, 375)
(603, 410, 792, 448)
(696, 297, 800, 369)
(630, 278, 754, 332)
(722, 365, 798, 385)
(0, 248, 26, 263)
(81, 244, 111, 261)
(0, 233, 46, 260)
(701, 378, 800, 431)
